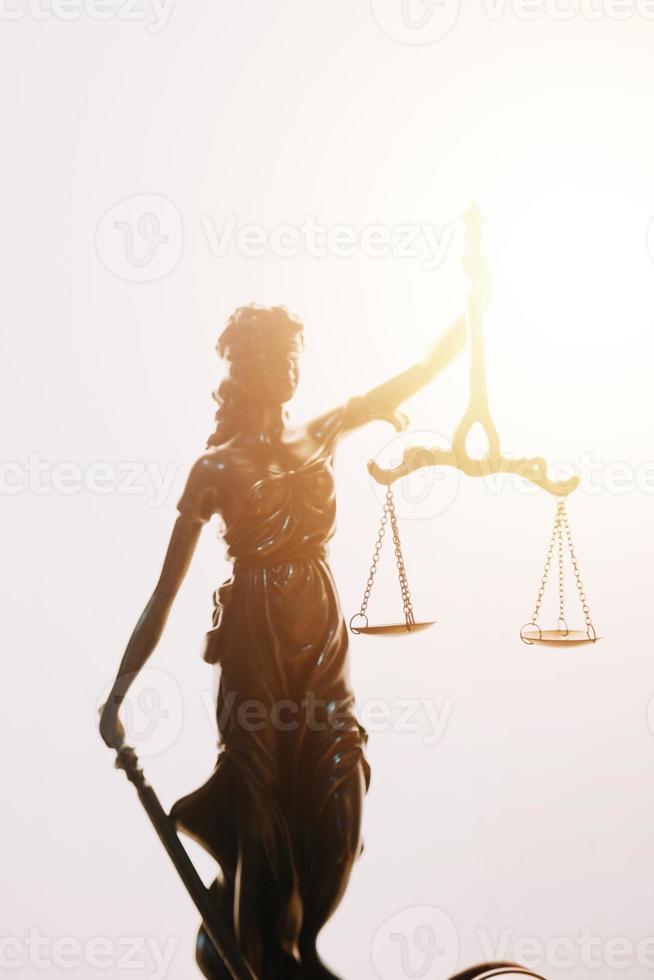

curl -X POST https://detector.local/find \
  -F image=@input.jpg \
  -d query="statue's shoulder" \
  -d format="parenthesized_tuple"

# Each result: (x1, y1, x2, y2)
(177, 447, 228, 523)
(189, 446, 230, 478)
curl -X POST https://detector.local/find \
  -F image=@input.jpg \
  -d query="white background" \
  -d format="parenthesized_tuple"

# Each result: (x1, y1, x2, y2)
(3, 1, 654, 977)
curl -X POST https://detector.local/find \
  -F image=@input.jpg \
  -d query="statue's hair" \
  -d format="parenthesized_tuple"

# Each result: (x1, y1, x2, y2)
(207, 305, 304, 448)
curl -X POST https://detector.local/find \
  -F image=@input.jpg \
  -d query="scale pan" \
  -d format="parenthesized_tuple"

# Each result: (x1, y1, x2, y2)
(520, 626, 599, 647)
(350, 619, 436, 636)
(470, 971, 547, 979)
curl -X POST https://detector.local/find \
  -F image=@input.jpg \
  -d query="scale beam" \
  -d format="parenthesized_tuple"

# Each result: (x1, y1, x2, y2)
(368, 448, 580, 496)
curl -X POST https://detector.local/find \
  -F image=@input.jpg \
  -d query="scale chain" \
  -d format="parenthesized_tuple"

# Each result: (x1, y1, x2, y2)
(557, 505, 566, 630)
(387, 489, 416, 628)
(354, 486, 416, 630)
(528, 499, 596, 639)
(560, 504, 596, 637)
(355, 492, 389, 623)
(529, 502, 561, 628)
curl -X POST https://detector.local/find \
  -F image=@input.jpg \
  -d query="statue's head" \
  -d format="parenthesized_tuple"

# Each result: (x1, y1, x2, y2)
(217, 304, 304, 405)
(207, 305, 304, 447)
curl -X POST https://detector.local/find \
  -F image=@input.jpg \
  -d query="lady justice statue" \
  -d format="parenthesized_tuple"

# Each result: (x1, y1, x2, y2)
(99, 304, 533, 980)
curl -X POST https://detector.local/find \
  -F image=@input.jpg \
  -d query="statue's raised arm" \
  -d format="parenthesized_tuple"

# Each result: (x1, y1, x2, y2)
(309, 315, 467, 445)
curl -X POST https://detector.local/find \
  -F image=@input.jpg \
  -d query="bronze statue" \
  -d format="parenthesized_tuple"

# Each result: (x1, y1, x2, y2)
(101, 304, 538, 979)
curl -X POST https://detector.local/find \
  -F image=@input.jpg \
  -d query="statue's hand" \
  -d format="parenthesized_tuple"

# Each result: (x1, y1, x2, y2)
(99, 696, 126, 750)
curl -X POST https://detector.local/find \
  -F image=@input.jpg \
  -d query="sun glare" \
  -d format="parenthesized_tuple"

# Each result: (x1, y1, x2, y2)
(494, 185, 650, 353)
